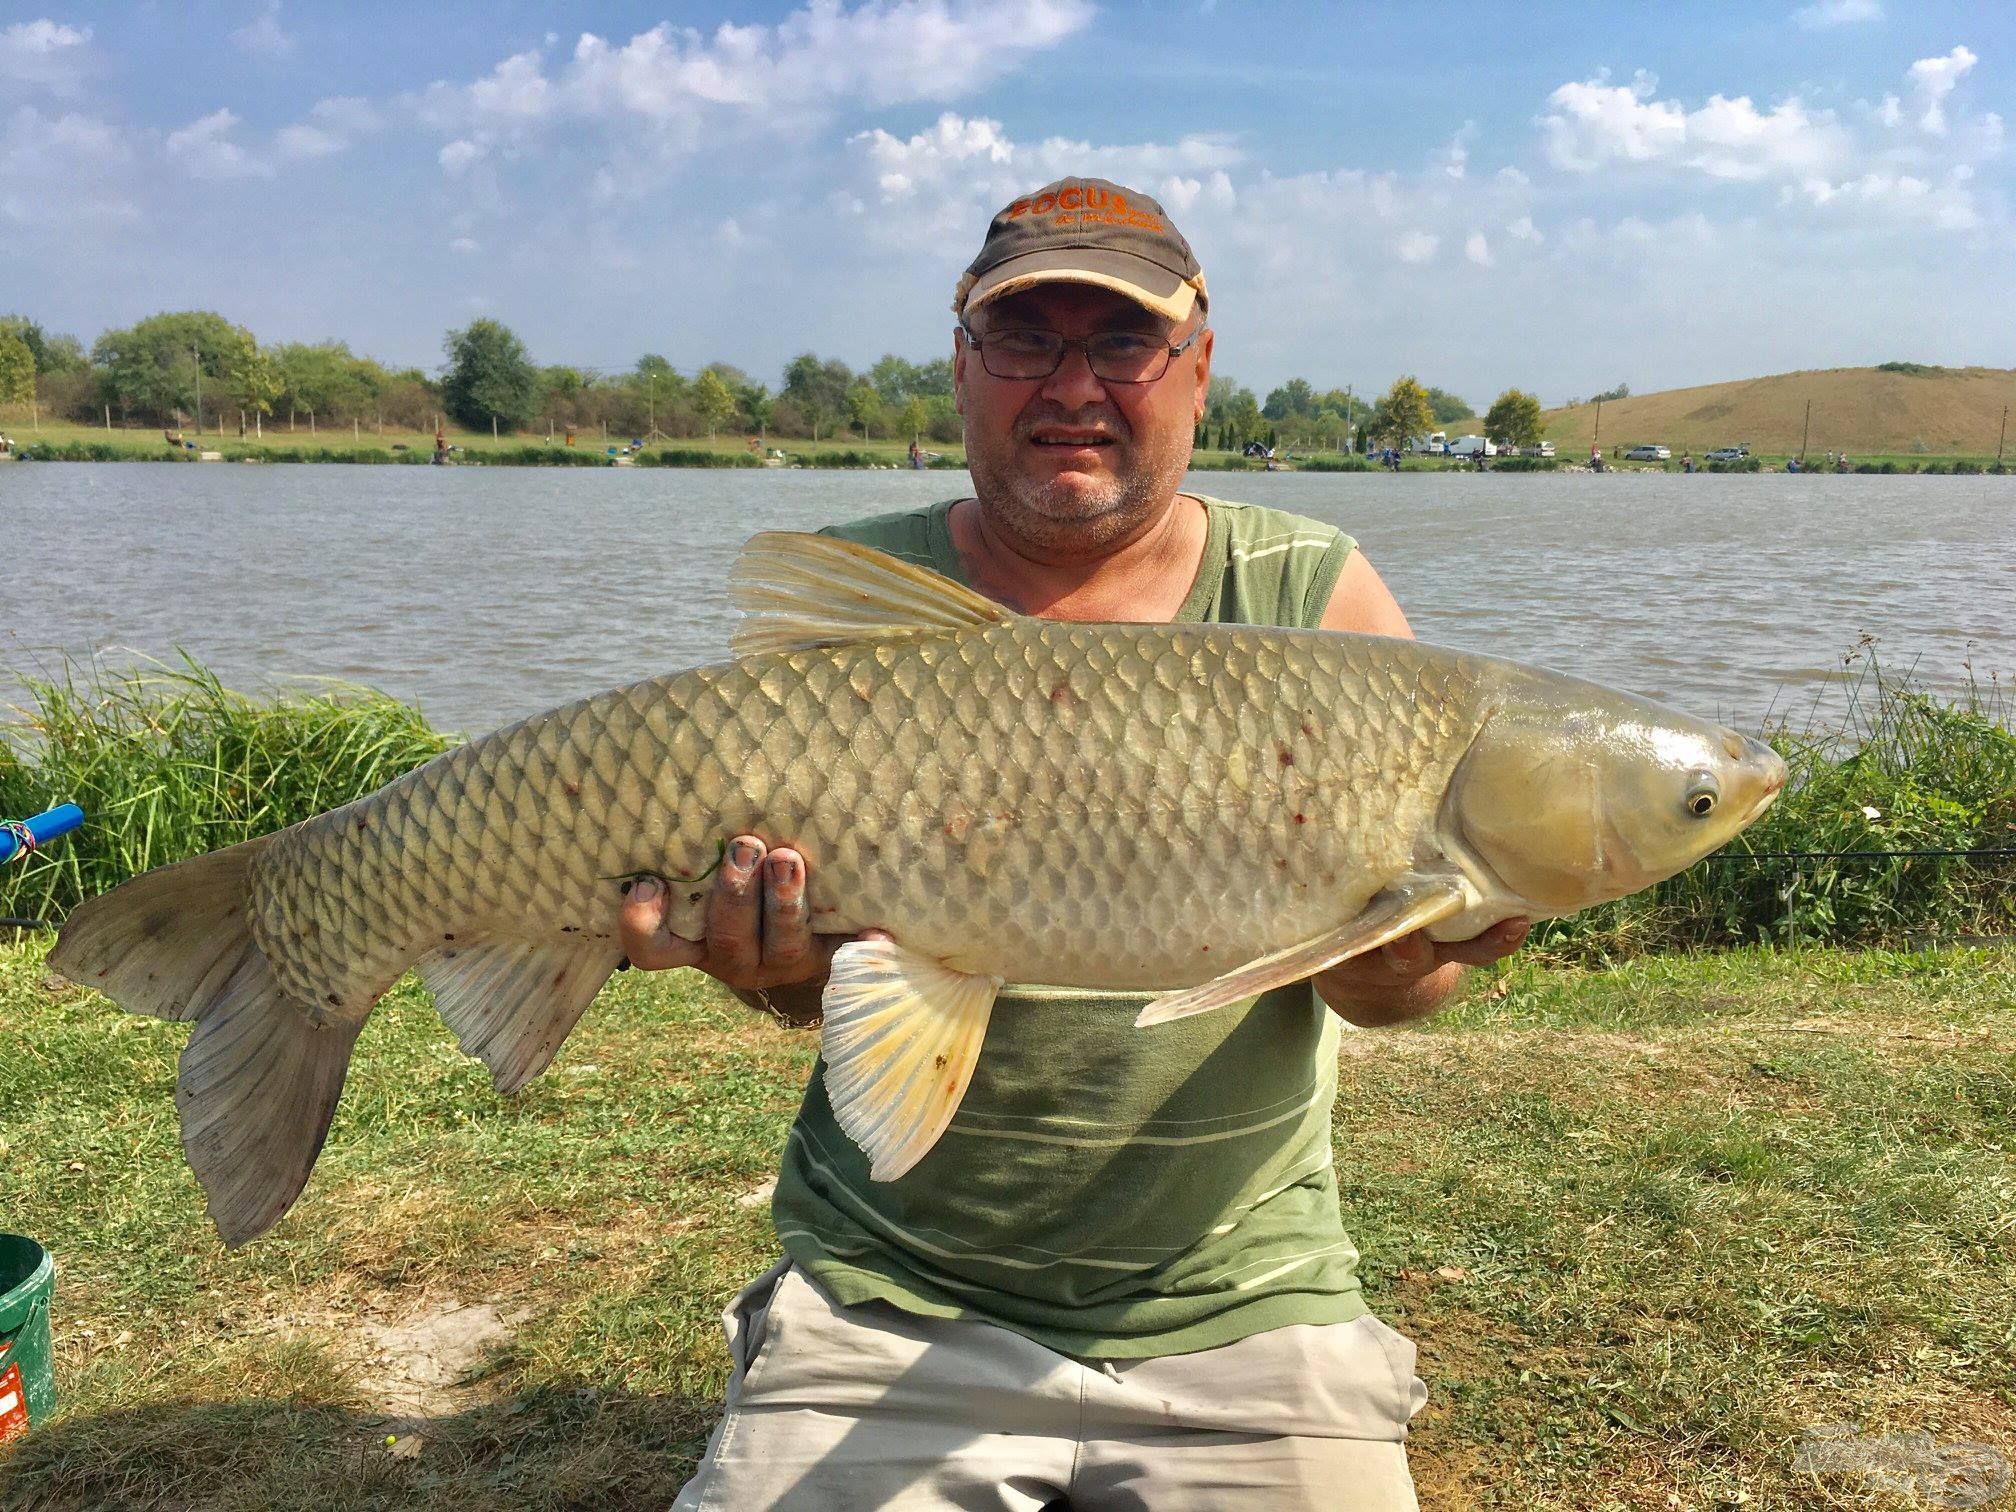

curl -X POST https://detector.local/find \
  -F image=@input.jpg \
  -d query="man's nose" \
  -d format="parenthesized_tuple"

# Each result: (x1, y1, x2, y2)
(1039, 344, 1110, 408)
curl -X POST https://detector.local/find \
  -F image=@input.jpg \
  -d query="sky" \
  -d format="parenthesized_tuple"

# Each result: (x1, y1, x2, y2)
(1, 0, 2009, 407)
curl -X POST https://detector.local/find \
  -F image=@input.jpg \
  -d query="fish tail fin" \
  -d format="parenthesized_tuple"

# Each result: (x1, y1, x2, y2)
(50, 836, 360, 1247)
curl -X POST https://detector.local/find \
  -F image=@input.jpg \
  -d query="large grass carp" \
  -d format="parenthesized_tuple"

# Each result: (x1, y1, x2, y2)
(51, 531, 1784, 1245)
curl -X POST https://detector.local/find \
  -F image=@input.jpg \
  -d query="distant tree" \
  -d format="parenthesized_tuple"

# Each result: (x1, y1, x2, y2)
(1424, 386, 1472, 424)
(846, 380, 883, 440)
(542, 365, 588, 398)
(92, 310, 242, 423)
(634, 354, 676, 380)
(0, 316, 48, 374)
(40, 332, 87, 373)
(442, 318, 539, 432)
(272, 342, 372, 425)
(1370, 376, 1434, 447)
(1483, 388, 1545, 449)
(694, 368, 737, 439)
(0, 330, 34, 407)
(741, 386, 772, 438)
(224, 330, 281, 428)
(1262, 377, 1316, 421)
(782, 353, 853, 440)
(898, 395, 930, 440)
(1590, 381, 1631, 403)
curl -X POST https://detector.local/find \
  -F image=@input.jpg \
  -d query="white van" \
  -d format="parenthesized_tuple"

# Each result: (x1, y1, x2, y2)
(1446, 435, 1497, 458)
(1408, 432, 1448, 454)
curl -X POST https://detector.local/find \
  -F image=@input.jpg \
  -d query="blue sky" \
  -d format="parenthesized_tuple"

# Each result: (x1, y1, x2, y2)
(2, 0, 2009, 406)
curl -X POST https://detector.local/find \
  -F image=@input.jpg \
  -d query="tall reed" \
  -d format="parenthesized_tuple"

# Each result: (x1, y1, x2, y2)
(1, 656, 450, 923)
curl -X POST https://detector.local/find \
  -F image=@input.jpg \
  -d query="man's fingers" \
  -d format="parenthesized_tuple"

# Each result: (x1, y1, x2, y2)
(706, 835, 767, 983)
(1437, 919, 1531, 967)
(759, 849, 817, 981)
(1377, 931, 1437, 978)
(618, 878, 705, 971)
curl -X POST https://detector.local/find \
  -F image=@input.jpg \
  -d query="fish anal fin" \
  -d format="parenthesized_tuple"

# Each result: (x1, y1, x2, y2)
(1135, 878, 1470, 1027)
(819, 937, 1001, 1181)
(729, 531, 1016, 657)
(417, 934, 621, 1094)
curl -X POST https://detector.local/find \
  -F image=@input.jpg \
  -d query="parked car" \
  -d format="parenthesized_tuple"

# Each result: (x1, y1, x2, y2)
(1446, 435, 1497, 458)
(1532, 440, 1555, 457)
(1704, 445, 1748, 462)
(1624, 444, 1671, 461)
(1408, 432, 1448, 455)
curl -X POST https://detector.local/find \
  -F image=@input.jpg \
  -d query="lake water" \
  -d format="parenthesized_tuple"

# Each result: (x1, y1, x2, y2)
(2, 463, 2010, 736)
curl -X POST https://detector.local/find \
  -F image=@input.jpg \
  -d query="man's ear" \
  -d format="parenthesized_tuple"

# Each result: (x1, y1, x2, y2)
(1191, 325, 1214, 422)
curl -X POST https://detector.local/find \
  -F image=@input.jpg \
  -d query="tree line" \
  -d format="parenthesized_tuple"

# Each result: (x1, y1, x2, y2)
(0, 310, 1548, 452)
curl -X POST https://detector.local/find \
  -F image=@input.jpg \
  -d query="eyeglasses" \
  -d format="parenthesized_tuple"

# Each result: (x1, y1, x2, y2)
(961, 324, 1206, 384)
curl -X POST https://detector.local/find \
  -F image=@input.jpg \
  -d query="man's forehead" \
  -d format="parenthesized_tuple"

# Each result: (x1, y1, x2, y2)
(977, 284, 1170, 330)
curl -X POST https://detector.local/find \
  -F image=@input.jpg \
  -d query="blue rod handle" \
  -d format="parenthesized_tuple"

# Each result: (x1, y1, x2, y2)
(1, 803, 84, 863)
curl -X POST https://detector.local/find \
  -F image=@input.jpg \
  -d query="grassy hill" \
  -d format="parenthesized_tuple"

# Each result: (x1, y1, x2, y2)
(1543, 363, 2015, 458)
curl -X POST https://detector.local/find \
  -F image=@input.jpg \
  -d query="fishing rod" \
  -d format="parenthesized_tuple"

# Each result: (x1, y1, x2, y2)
(1, 803, 85, 929)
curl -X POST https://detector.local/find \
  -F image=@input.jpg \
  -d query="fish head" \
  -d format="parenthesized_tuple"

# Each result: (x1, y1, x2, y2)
(1447, 681, 1787, 917)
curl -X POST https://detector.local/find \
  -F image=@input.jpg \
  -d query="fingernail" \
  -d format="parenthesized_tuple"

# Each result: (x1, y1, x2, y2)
(767, 854, 796, 885)
(731, 840, 762, 870)
(631, 878, 660, 902)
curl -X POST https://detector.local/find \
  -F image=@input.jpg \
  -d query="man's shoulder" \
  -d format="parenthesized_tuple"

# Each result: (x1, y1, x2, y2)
(819, 501, 956, 566)
(1191, 494, 1357, 558)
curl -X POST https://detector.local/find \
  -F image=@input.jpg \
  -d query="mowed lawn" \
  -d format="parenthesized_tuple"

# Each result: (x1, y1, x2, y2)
(1, 940, 2011, 1510)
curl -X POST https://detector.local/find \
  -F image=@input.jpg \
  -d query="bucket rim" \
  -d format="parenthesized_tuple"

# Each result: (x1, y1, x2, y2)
(0, 1234, 54, 1325)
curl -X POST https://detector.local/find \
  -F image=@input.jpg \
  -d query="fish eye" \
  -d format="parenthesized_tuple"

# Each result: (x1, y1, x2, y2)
(1684, 778, 1720, 818)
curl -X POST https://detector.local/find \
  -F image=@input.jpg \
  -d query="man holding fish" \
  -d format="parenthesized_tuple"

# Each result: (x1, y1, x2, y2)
(57, 176, 1781, 1510)
(639, 178, 1530, 1511)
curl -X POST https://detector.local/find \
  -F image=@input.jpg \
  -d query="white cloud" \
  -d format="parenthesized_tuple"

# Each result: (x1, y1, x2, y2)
(1542, 72, 1843, 179)
(0, 103, 134, 227)
(1507, 214, 1542, 243)
(1464, 231, 1493, 266)
(449, 235, 480, 254)
(1907, 45, 1976, 135)
(1796, 167, 1980, 230)
(1395, 230, 1438, 263)
(230, 3, 293, 57)
(0, 18, 92, 94)
(439, 138, 483, 175)
(1795, 0, 1880, 28)
(416, 0, 1095, 170)
(1440, 122, 1474, 180)
(165, 108, 271, 180)
(275, 124, 342, 158)
(275, 96, 384, 159)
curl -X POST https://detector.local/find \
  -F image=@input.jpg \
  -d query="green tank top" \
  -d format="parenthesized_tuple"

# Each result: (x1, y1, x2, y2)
(771, 494, 1363, 1358)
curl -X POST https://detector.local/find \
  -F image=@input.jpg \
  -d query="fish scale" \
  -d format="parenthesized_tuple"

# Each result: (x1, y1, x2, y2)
(50, 530, 1784, 1243)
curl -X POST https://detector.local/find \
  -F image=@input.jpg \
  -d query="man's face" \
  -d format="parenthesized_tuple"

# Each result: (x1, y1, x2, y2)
(953, 283, 1213, 551)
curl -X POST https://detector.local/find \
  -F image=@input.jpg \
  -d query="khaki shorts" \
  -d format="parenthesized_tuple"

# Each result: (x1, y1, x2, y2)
(673, 1261, 1427, 1511)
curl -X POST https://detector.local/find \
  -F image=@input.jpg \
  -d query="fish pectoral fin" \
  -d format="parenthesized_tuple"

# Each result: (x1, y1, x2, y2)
(819, 938, 1002, 1182)
(728, 531, 1017, 656)
(1134, 878, 1470, 1027)
(417, 935, 622, 1095)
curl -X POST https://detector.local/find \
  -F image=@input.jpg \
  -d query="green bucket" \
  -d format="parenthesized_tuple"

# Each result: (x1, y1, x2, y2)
(0, 1234, 55, 1441)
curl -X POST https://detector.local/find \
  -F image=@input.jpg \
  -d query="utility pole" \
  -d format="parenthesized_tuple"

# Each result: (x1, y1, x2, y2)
(1998, 405, 2008, 466)
(1800, 398, 1812, 463)
(191, 344, 202, 434)
(1591, 398, 1601, 456)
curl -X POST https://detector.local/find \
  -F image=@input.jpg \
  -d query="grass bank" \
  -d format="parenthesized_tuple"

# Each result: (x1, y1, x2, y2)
(5, 654, 2010, 952)
(0, 939, 2009, 1509)
(0, 420, 965, 470)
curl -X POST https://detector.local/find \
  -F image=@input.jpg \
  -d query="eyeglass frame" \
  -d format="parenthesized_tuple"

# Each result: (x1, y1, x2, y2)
(959, 320, 1208, 385)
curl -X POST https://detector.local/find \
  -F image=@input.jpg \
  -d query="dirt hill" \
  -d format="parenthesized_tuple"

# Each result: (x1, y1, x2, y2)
(1541, 364, 2015, 457)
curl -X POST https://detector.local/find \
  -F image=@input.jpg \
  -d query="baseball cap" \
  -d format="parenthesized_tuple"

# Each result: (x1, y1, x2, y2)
(953, 178, 1208, 325)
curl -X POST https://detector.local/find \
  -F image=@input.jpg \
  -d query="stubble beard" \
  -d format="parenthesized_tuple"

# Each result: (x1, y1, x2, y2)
(967, 405, 1196, 554)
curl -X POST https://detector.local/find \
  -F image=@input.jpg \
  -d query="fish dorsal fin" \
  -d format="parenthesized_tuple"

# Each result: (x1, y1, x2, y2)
(729, 531, 1015, 657)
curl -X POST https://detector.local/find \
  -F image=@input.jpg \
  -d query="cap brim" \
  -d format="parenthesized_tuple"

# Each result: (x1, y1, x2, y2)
(962, 247, 1200, 324)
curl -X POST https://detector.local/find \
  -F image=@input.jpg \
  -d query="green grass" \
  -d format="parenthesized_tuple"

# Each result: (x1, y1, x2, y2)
(0, 656, 451, 926)
(0, 940, 2008, 1509)
(1, 419, 964, 469)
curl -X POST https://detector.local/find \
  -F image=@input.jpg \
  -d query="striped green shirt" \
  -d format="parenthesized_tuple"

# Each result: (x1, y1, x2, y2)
(771, 494, 1364, 1358)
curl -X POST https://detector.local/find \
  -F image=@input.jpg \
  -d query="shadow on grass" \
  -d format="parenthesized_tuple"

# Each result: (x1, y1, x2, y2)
(0, 1383, 719, 1512)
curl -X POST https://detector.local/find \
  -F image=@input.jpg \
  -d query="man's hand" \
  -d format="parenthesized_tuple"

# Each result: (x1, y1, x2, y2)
(617, 835, 839, 1025)
(1313, 919, 1530, 1028)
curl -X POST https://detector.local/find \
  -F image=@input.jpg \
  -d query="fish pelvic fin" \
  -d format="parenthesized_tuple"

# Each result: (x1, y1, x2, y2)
(1134, 878, 1471, 1027)
(417, 935, 623, 1095)
(49, 836, 358, 1247)
(819, 938, 1001, 1182)
(729, 531, 1016, 657)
